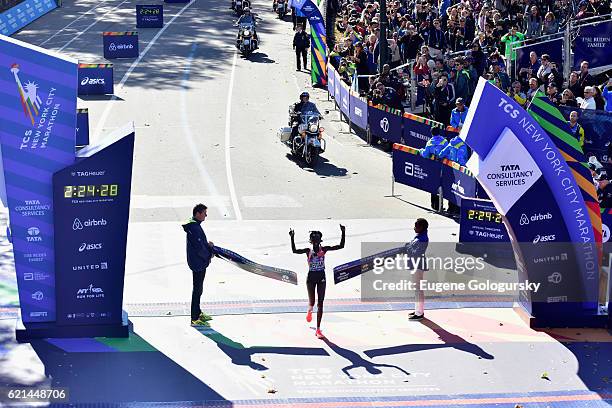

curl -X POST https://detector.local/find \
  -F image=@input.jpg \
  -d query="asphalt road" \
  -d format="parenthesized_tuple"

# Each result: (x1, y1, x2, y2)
(14, 0, 448, 223)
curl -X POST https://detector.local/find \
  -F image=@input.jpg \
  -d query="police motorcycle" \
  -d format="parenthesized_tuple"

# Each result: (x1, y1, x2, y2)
(236, 22, 257, 56)
(275, 0, 287, 18)
(234, 0, 250, 15)
(278, 109, 326, 167)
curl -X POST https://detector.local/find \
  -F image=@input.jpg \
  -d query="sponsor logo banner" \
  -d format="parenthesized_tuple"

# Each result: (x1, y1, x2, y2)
(214, 246, 298, 285)
(339, 79, 350, 117)
(392, 147, 442, 194)
(103, 32, 139, 59)
(441, 162, 477, 206)
(77, 64, 113, 95)
(136, 5, 163, 28)
(0, 34, 78, 322)
(461, 79, 598, 314)
(327, 65, 335, 99)
(459, 199, 509, 243)
(53, 131, 134, 326)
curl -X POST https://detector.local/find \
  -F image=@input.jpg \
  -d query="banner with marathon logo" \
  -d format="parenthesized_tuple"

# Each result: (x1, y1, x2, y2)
(334, 245, 406, 284)
(368, 104, 403, 144)
(441, 160, 477, 206)
(339, 78, 350, 118)
(214, 247, 298, 285)
(77, 63, 114, 95)
(0, 34, 78, 323)
(461, 79, 598, 319)
(327, 65, 336, 100)
(392, 144, 442, 194)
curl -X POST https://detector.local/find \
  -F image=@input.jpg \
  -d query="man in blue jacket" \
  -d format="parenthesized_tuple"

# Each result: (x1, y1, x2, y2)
(407, 218, 429, 321)
(450, 98, 469, 129)
(183, 204, 215, 326)
(421, 127, 448, 210)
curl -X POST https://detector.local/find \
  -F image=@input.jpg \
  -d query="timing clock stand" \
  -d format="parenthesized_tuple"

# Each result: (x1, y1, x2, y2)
(16, 126, 135, 342)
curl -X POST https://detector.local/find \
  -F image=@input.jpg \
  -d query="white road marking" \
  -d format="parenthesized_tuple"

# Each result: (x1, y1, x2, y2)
(224, 52, 243, 221)
(39, 0, 108, 47)
(92, 0, 195, 141)
(179, 44, 230, 218)
(57, 0, 131, 52)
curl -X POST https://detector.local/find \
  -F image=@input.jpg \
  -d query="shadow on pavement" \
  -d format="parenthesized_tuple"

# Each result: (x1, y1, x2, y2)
(364, 318, 495, 360)
(247, 51, 276, 63)
(194, 326, 328, 370)
(24, 334, 228, 404)
(322, 337, 410, 380)
(284, 153, 349, 178)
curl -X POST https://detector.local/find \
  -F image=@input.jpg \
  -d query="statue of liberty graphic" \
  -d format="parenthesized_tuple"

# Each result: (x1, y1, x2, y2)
(11, 63, 42, 126)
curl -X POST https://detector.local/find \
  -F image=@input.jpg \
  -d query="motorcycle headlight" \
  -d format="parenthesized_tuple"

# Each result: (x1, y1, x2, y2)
(243, 30, 251, 36)
(309, 123, 318, 133)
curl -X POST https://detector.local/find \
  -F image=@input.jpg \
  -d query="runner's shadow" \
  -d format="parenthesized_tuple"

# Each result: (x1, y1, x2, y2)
(194, 326, 328, 370)
(321, 337, 410, 380)
(364, 318, 494, 360)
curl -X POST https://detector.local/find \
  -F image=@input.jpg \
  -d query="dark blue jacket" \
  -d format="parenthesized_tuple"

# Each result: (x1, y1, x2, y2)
(406, 232, 429, 270)
(182, 218, 212, 271)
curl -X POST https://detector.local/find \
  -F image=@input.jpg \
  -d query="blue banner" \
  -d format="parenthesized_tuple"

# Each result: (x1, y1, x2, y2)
(349, 90, 368, 130)
(0, 0, 57, 36)
(441, 163, 477, 206)
(53, 130, 134, 326)
(0, 34, 78, 323)
(214, 247, 298, 285)
(392, 146, 442, 194)
(103, 32, 139, 59)
(77, 63, 114, 95)
(402, 116, 434, 149)
(334, 69, 341, 108)
(136, 5, 163, 28)
(459, 199, 510, 243)
(573, 20, 612, 70)
(368, 105, 403, 143)
(515, 38, 564, 74)
(76, 109, 89, 148)
(327, 65, 335, 100)
(339, 78, 350, 118)
(602, 209, 611, 243)
(461, 78, 598, 314)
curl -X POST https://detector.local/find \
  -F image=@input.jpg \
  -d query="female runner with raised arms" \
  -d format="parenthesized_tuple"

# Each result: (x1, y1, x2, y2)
(289, 225, 346, 339)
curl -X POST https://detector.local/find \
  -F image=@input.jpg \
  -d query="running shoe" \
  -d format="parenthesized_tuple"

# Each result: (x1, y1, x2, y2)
(306, 308, 313, 323)
(199, 312, 213, 322)
(315, 329, 325, 339)
(191, 319, 210, 327)
(408, 314, 424, 321)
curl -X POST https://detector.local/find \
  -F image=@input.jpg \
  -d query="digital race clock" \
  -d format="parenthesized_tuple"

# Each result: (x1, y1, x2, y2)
(64, 185, 118, 198)
(467, 209, 502, 223)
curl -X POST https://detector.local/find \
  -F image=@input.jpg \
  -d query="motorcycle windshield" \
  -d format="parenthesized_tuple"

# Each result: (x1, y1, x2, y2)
(300, 112, 319, 124)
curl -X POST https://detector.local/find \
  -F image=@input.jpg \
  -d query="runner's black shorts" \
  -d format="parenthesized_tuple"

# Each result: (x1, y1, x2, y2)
(306, 270, 326, 284)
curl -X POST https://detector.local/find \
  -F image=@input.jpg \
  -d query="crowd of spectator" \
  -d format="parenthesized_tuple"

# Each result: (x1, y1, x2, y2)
(329, 0, 612, 128)
(327, 0, 612, 207)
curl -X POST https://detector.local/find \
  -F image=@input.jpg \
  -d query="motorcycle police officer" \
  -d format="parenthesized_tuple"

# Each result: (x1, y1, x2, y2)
(291, 91, 321, 137)
(236, 7, 258, 49)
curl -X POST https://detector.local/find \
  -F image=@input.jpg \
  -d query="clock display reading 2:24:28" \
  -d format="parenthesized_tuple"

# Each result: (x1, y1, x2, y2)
(64, 185, 119, 198)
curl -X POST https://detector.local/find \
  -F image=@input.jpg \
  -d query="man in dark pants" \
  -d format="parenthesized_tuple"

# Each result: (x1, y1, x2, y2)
(293, 24, 309, 71)
(182, 204, 214, 326)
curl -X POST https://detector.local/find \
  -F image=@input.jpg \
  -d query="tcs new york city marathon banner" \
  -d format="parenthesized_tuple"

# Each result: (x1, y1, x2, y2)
(0, 34, 77, 323)
(460, 79, 598, 316)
